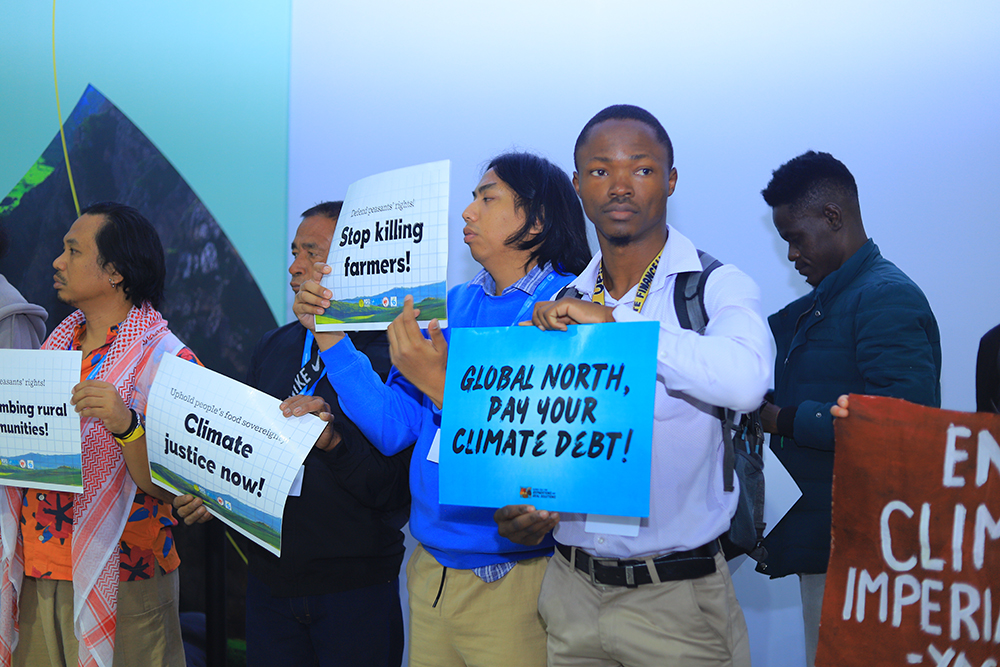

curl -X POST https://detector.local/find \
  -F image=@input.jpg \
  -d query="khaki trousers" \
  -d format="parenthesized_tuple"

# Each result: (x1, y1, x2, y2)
(406, 543, 548, 667)
(539, 547, 751, 667)
(13, 565, 184, 667)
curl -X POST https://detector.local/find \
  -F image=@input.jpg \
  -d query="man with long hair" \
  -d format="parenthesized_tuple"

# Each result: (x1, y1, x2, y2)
(1, 203, 201, 666)
(294, 152, 591, 667)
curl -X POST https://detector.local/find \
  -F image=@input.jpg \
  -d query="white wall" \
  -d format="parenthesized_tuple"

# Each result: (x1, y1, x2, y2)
(288, 1, 1000, 663)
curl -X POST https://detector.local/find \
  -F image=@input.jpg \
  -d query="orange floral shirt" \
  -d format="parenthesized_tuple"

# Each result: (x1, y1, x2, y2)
(21, 322, 199, 581)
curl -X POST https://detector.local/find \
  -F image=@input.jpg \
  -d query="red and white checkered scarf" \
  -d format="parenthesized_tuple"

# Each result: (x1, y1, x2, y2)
(0, 302, 176, 667)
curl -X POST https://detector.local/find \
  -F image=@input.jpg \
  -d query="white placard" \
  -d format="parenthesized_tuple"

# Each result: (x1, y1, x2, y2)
(0, 349, 83, 492)
(729, 444, 802, 573)
(761, 443, 800, 538)
(316, 160, 449, 331)
(146, 354, 326, 556)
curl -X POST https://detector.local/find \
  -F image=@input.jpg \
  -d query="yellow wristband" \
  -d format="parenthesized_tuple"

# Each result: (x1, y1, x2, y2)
(116, 422, 145, 444)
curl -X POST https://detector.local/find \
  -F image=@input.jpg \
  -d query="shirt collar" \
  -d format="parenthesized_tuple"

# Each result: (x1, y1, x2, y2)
(70, 320, 120, 351)
(571, 224, 700, 298)
(814, 238, 878, 300)
(471, 262, 555, 297)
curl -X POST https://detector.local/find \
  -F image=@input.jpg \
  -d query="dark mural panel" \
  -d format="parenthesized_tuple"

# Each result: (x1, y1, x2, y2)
(0, 84, 277, 381)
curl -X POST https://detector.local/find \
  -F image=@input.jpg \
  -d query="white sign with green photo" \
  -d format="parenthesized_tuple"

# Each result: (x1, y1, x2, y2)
(0, 349, 83, 493)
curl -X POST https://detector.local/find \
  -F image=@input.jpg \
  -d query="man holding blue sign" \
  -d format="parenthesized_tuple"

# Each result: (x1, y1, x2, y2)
(294, 153, 591, 667)
(496, 105, 771, 666)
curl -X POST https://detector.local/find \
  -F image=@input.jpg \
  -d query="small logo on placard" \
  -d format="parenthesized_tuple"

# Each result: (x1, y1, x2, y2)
(520, 487, 532, 498)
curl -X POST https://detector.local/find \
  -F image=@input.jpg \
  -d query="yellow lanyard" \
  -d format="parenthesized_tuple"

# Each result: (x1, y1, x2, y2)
(592, 249, 663, 313)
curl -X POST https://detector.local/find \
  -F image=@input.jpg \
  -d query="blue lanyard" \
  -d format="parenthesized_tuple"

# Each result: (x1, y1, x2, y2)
(73, 337, 106, 381)
(85, 355, 105, 380)
(300, 330, 319, 396)
(512, 271, 560, 324)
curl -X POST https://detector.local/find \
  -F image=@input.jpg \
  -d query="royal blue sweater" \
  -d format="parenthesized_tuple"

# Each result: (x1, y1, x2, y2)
(322, 271, 573, 568)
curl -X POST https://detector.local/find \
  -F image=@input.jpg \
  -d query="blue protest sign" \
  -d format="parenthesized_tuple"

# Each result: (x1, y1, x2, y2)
(439, 322, 658, 516)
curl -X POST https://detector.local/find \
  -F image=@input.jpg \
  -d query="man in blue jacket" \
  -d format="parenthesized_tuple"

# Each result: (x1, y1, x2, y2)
(758, 151, 942, 667)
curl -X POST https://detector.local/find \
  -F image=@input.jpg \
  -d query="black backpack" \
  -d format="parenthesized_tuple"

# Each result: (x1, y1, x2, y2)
(674, 251, 768, 565)
(555, 252, 769, 564)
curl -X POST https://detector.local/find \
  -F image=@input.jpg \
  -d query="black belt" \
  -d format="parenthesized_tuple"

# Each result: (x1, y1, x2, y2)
(556, 541, 718, 587)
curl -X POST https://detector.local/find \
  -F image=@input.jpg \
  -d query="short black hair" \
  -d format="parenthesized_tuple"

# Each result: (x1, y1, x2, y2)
(574, 104, 674, 170)
(487, 152, 591, 276)
(301, 201, 343, 220)
(761, 151, 859, 212)
(82, 202, 166, 309)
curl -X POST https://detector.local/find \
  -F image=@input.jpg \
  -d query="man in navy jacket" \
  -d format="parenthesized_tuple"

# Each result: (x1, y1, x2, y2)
(758, 151, 941, 667)
(176, 202, 411, 667)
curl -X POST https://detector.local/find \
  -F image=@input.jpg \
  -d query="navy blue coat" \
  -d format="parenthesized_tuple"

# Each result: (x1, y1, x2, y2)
(244, 322, 411, 596)
(761, 240, 941, 577)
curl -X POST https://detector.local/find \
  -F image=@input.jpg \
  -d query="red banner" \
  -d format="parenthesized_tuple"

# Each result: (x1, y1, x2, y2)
(819, 395, 999, 667)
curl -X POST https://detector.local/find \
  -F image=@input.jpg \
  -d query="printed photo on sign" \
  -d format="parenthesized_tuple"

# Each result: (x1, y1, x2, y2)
(0, 349, 83, 492)
(146, 354, 326, 556)
(818, 395, 1000, 667)
(439, 322, 658, 517)
(316, 160, 449, 331)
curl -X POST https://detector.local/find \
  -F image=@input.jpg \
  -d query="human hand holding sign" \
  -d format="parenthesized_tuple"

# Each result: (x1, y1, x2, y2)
(523, 298, 615, 331)
(760, 400, 781, 433)
(387, 295, 447, 409)
(70, 380, 132, 434)
(292, 261, 345, 350)
(171, 390, 337, 526)
(280, 395, 340, 451)
(831, 394, 850, 419)
(72, 379, 174, 502)
(494, 504, 560, 546)
(173, 494, 213, 525)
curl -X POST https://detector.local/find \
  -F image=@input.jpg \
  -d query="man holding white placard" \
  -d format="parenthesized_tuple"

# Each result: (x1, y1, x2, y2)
(176, 201, 411, 667)
(294, 153, 591, 667)
(0, 203, 200, 667)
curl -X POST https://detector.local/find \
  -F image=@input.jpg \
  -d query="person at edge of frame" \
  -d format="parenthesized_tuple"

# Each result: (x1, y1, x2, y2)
(2, 202, 201, 667)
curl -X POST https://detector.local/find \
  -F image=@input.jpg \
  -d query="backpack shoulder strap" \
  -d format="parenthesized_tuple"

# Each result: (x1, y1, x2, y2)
(673, 251, 722, 335)
(673, 251, 736, 490)
(554, 284, 584, 301)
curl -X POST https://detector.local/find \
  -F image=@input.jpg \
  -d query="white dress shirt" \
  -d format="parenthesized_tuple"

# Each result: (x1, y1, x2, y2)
(553, 225, 772, 559)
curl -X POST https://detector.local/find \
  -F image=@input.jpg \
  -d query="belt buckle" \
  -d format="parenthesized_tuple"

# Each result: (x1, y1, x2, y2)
(589, 557, 613, 586)
(624, 563, 636, 587)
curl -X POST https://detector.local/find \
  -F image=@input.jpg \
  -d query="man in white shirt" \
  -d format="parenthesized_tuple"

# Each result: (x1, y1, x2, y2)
(496, 104, 771, 666)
